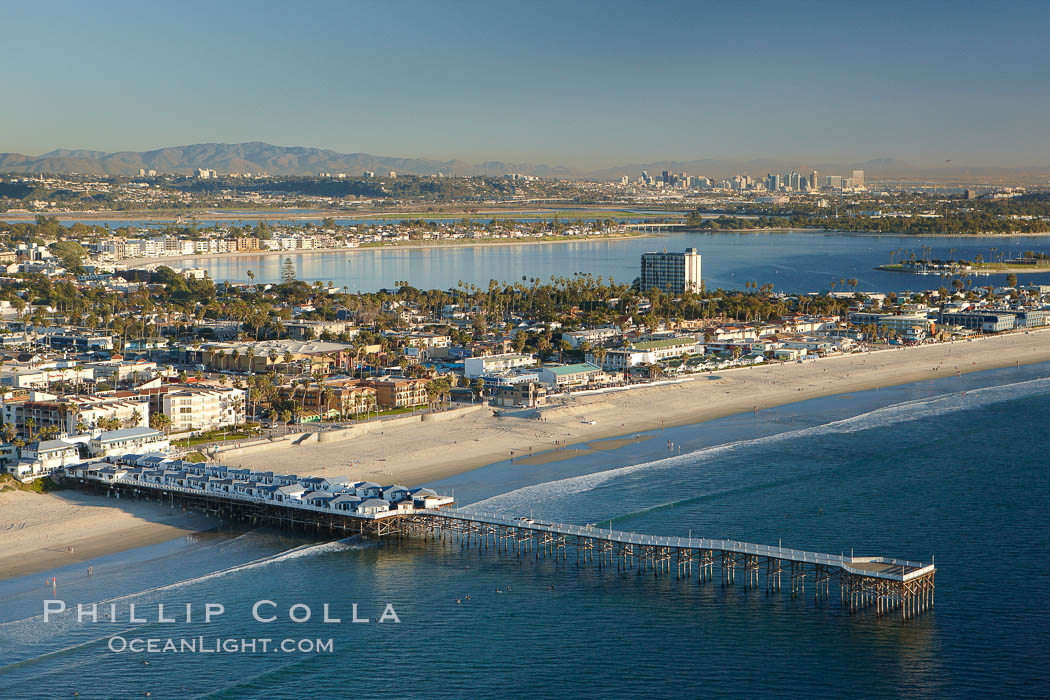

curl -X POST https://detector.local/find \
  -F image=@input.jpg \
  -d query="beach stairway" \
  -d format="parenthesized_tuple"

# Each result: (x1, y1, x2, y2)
(292, 432, 319, 446)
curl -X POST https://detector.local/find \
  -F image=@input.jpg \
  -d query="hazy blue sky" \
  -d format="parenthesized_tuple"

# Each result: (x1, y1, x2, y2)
(5, 0, 1049, 167)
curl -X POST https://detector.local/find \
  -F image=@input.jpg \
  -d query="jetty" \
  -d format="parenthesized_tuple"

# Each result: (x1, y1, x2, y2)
(61, 459, 935, 620)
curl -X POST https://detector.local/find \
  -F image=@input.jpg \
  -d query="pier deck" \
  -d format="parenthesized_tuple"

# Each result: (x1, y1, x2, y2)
(69, 472, 935, 620)
(417, 509, 934, 584)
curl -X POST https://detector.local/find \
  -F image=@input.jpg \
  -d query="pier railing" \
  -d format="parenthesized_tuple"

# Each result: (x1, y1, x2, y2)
(424, 508, 934, 583)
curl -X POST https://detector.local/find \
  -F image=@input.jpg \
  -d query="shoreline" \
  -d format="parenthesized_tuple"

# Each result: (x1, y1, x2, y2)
(119, 232, 651, 268)
(694, 227, 1050, 238)
(0, 489, 218, 580)
(224, 327, 1050, 485)
(0, 206, 684, 224)
(876, 264, 1050, 274)
(4, 328, 1049, 578)
(5, 207, 1048, 238)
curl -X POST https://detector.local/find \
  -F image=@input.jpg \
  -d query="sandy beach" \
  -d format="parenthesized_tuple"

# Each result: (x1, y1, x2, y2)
(223, 328, 1050, 483)
(3, 328, 1048, 579)
(0, 489, 218, 580)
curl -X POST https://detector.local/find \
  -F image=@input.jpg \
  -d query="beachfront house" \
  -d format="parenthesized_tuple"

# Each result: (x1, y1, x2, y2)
(89, 427, 170, 458)
(381, 485, 412, 502)
(187, 476, 209, 491)
(464, 353, 537, 379)
(21, 438, 83, 474)
(537, 362, 604, 389)
(305, 491, 337, 508)
(331, 494, 363, 512)
(302, 476, 351, 492)
(354, 482, 382, 498)
(94, 465, 129, 482)
(355, 498, 390, 515)
(273, 484, 307, 502)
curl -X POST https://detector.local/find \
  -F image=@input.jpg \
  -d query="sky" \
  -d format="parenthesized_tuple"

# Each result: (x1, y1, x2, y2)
(4, 0, 1049, 168)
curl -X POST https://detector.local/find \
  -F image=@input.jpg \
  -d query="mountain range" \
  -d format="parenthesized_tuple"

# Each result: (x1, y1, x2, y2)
(0, 142, 1045, 182)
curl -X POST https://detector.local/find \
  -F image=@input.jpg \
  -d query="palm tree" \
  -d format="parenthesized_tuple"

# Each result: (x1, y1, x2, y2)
(125, 409, 142, 428)
(150, 412, 172, 434)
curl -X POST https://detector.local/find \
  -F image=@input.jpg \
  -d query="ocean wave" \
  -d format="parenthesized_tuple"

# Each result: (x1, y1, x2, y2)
(0, 624, 148, 677)
(468, 376, 1050, 516)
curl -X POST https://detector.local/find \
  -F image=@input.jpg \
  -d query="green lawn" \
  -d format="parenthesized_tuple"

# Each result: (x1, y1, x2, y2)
(173, 427, 260, 447)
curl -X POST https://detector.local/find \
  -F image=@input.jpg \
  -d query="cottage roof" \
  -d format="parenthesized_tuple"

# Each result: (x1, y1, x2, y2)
(95, 427, 163, 443)
(33, 439, 78, 453)
(357, 498, 388, 508)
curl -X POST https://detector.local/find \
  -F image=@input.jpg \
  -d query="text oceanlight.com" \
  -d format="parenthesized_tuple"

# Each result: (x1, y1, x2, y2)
(43, 599, 401, 654)
(108, 637, 335, 654)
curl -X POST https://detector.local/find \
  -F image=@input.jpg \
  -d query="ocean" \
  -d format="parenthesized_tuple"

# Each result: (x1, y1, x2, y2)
(188, 230, 1050, 294)
(0, 363, 1047, 698)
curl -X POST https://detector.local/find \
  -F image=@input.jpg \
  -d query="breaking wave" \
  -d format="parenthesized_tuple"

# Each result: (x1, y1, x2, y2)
(468, 376, 1050, 516)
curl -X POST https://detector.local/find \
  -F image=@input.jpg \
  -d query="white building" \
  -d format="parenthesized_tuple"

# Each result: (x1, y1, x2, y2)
(587, 336, 702, 371)
(537, 363, 604, 388)
(562, 327, 622, 349)
(160, 386, 246, 432)
(89, 427, 170, 458)
(463, 353, 537, 379)
(8, 438, 84, 480)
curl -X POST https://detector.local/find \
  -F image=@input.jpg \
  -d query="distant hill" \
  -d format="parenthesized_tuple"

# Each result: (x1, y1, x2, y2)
(0, 142, 573, 178)
(0, 142, 1045, 182)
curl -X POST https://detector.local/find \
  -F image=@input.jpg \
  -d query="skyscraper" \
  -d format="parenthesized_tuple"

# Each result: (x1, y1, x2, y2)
(851, 170, 865, 187)
(640, 248, 702, 295)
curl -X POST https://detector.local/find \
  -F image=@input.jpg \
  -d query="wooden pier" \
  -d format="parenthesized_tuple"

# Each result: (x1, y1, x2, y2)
(405, 509, 936, 619)
(71, 477, 935, 619)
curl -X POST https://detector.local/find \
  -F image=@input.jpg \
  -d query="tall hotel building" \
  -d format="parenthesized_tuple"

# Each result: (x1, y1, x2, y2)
(639, 248, 702, 294)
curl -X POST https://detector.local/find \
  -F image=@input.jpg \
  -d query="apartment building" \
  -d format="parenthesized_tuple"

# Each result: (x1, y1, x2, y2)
(0, 395, 149, 436)
(463, 353, 537, 379)
(276, 380, 377, 419)
(639, 248, 702, 294)
(361, 376, 429, 409)
(152, 385, 246, 432)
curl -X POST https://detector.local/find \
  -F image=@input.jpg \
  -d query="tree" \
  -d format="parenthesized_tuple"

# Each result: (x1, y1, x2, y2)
(49, 240, 89, 271)
(1006, 273, 1018, 288)
(281, 257, 297, 284)
(150, 412, 172, 434)
(98, 416, 121, 431)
